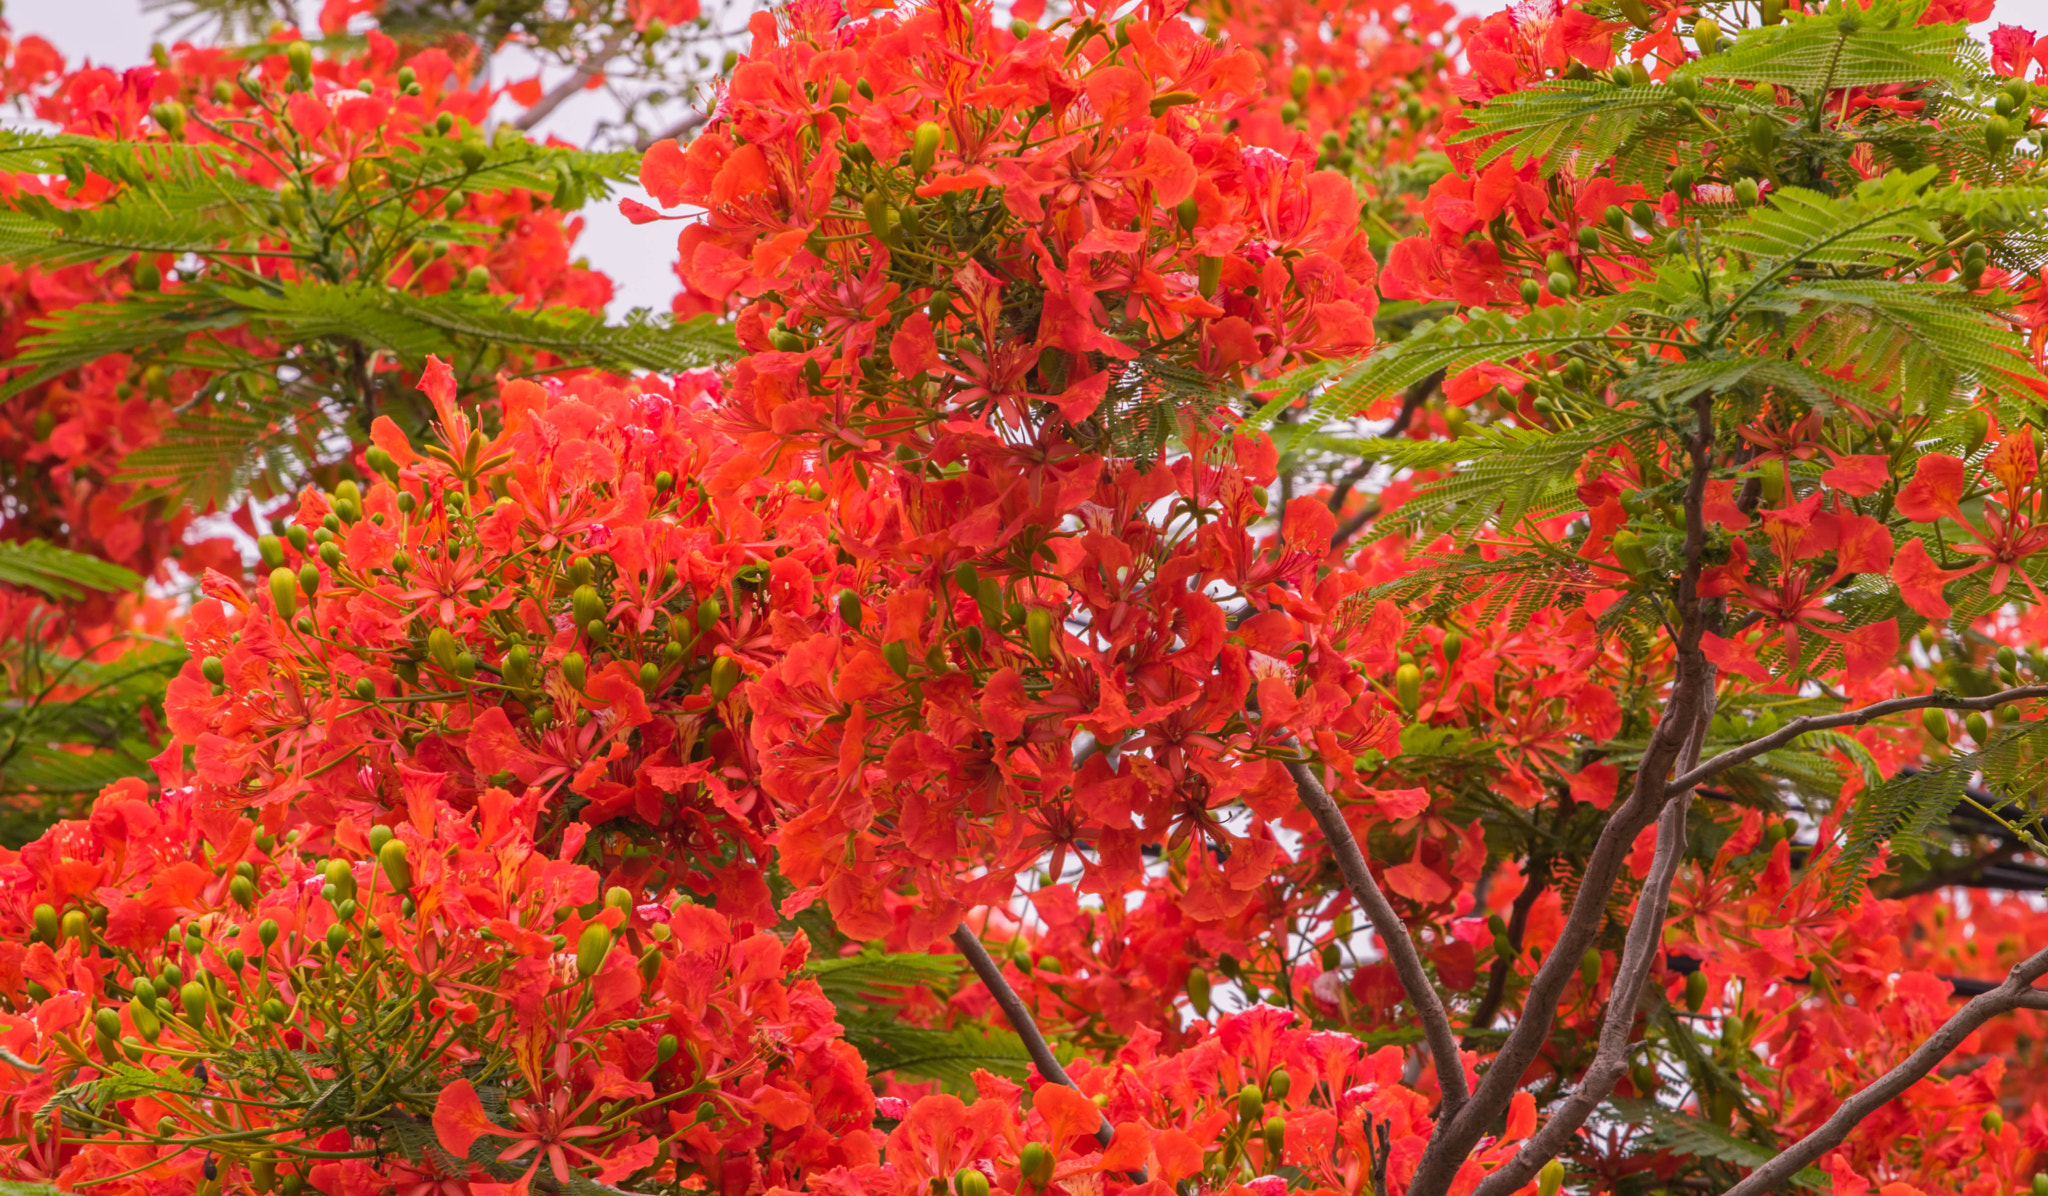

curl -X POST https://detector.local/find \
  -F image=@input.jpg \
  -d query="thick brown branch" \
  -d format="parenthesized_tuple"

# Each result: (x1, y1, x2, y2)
(1408, 389, 1721, 1196)
(1668, 684, 2048, 795)
(952, 922, 1143, 1176)
(1468, 671, 1717, 1196)
(1285, 756, 1471, 1119)
(1720, 940, 2048, 1196)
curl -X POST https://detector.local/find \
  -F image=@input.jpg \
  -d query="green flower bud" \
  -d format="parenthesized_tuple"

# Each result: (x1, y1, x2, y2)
(269, 567, 298, 619)
(379, 839, 412, 892)
(1238, 1083, 1264, 1124)
(562, 652, 587, 691)
(577, 922, 614, 978)
(710, 655, 741, 700)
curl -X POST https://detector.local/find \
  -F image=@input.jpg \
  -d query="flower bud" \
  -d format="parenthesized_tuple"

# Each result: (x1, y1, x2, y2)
(911, 122, 942, 178)
(1186, 966, 1210, 1013)
(1580, 947, 1602, 991)
(710, 655, 741, 699)
(269, 567, 298, 619)
(1018, 1143, 1055, 1188)
(1983, 1108, 2005, 1133)
(561, 652, 587, 691)
(1538, 1158, 1566, 1196)
(572, 584, 606, 629)
(657, 1033, 680, 1065)
(379, 839, 411, 892)
(1262, 1114, 1286, 1163)
(884, 640, 912, 677)
(1026, 607, 1054, 658)
(130, 996, 161, 1041)
(956, 1169, 990, 1196)
(1395, 662, 1422, 714)
(230, 876, 256, 909)
(577, 922, 614, 978)
(1289, 63, 1312, 102)
(1922, 708, 1950, 744)
(258, 918, 279, 947)
(1692, 17, 1719, 52)
(1237, 1083, 1264, 1124)
(838, 589, 863, 629)
(181, 981, 210, 1024)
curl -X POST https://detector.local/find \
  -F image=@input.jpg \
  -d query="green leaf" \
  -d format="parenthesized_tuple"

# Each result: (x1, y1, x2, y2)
(1266, 302, 1627, 434)
(1670, 11, 1975, 93)
(1608, 1097, 1830, 1189)
(0, 541, 143, 600)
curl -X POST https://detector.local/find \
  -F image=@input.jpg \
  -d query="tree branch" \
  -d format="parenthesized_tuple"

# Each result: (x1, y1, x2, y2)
(512, 31, 631, 133)
(1720, 939, 2048, 1196)
(952, 922, 1143, 1177)
(637, 112, 710, 150)
(1467, 669, 1717, 1196)
(1285, 756, 1471, 1119)
(1408, 388, 1721, 1196)
(1667, 684, 2048, 796)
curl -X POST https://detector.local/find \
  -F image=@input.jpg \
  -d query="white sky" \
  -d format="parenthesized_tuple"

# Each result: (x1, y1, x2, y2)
(10, 0, 2048, 316)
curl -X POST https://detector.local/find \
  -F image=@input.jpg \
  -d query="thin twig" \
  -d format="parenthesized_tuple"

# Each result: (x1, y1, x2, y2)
(951, 923, 1145, 1179)
(512, 32, 631, 132)
(1285, 756, 1471, 1119)
(1669, 684, 2048, 796)
(1463, 854, 1549, 1047)
(1719, 939, 2048, 1196)
(636, 111, 710, 150)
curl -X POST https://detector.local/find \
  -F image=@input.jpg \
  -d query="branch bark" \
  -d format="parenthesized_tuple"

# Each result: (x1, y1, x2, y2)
(1668, 684, 2048, 795)
(1286, 756, 1471, 1119)
(512, 32, 631, 133)
(952, 921, 1143, 1176)
(1467, 669, 1717, 1196)
(1719, 939, 2048, 1196)
(1406, 388, 1722, 1196)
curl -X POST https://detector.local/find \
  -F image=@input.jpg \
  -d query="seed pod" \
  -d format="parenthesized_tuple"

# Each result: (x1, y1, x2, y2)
(562, 652, 588, 691)
(577, 922, 614, 978)
(1026, 607, 1054, 658)
(1538, 1158, 1566, 1196)
(1019, 1143, 1055, 1188)
(379, 839, 412, 892)
(710, 656, 741, 699)
(1395, 662, 1422, 714)
(269, 567, 298, 619)
(956, 1168, 991, 1196)
(1580, 947, 1602, 990)
(1923, 708, 1950, 744)
(1266, 1068, 1292, 1102)
(911, 122, 942, 177)
(1186, 966, 1210, 1013)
